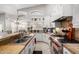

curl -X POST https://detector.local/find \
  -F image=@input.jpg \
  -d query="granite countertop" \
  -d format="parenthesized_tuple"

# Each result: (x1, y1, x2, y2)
(0, 33, 20, 41)
(0, 39, 30, 54)
(0, 43, 25, 54)
(0, 33, 35, 54)
(63, 44, 79, 54)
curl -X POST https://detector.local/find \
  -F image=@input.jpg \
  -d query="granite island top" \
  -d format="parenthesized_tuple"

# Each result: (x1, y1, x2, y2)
(0, 33, 35, 54)
(63, 43, 79, 54)
(0, 33, 19, 38)
(0, 33, 20, 41)
(0, 43, 25, 54)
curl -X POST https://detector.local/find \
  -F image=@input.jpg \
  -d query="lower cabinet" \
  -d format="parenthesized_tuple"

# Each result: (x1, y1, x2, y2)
(25, 45, 31, 54)
(21, 45, 30, 54)
(21, 39, 35, 54)
(63, 47, 72, 54)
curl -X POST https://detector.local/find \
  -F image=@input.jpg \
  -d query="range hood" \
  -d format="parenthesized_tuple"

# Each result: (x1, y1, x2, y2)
(53, 16, 72, 22)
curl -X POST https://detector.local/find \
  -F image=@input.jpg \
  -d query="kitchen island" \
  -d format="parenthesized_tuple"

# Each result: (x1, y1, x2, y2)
(0, 33, 35, 54)
(0, 33, 21, 45)
(50, 33, 79, 54)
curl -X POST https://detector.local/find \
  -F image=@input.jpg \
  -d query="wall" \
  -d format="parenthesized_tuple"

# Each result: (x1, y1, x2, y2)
(63, 4, 73, 16)
(0, 12, 17, 33)
(18, 5, 49, 30)
(5, 14, 16, 31)
(0, 13, 5, 32)
(72, 5, 79, 28)
(46, 4, 63, 27)
(0, 5, 17, 15)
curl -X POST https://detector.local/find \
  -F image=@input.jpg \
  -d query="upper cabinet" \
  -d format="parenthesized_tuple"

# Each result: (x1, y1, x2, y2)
(72, 5, 79, 28)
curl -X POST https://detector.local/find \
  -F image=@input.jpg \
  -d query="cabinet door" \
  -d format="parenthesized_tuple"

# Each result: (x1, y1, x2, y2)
(24, 45, 30, 54)
(21, 39, 35, 54)
(63, 47, 72, 54)
(21, 44, 30, 54)
(21, 43, 34, 54)
(30, 39, 35, 53)
(21, 49, 25, 54)
(72, 5, 79, 28)
(28, 40, 35, 54)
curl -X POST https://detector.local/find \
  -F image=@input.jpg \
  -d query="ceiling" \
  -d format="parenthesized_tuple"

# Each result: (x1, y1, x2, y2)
(0, 4, 39, 15)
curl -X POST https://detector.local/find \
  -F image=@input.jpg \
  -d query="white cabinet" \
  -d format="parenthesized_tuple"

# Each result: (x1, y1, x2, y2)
(24, 45, 30, 54)
(63, 47, 72, 54)
(21, 39, 35, 54)
(29, 39, 35, 54)
(21, 44, 33, 54)
(21, 45, 29, 54)
(72, 5, 79, 28)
